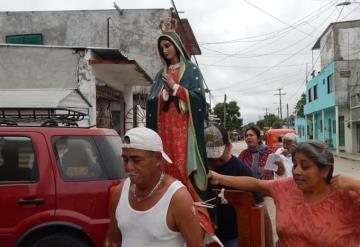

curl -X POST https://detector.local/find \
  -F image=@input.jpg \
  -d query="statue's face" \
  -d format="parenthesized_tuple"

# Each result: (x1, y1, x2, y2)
(159, 39, 177, 63)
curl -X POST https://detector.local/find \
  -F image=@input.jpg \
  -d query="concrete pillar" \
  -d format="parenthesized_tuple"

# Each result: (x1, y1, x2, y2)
(335, 106, 339, 154)
(312, 114, 316, 140)
(124, 85, 133, 132)
(322, 110, 325, 142)
(305, 115, 308, 140)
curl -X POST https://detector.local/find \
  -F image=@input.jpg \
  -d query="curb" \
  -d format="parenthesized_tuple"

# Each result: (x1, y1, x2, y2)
(333, 153, 360, 162)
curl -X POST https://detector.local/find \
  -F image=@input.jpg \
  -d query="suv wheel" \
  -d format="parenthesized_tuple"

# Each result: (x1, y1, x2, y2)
(32, 234, 90, 247)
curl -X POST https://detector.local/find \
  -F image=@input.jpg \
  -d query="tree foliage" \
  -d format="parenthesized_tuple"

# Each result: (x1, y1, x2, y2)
(213, 101, 243, 130)
(294, 93, 306, 118)
(256, 113, 283, 129)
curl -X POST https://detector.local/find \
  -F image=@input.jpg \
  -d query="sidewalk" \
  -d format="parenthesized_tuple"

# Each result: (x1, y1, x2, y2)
(333, 151, 360, 162)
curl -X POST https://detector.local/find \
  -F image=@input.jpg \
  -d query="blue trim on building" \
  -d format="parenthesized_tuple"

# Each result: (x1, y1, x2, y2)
(296, 62, 337, 149)
(304, 63, 335, 115)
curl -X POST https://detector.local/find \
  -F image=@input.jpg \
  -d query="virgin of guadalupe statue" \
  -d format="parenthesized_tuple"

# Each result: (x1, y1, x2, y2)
(146, 17, 217, 242)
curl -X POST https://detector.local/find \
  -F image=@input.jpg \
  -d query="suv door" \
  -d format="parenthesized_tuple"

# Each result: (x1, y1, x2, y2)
(0, 133, 56, 247)
(51, 135, 125, 246)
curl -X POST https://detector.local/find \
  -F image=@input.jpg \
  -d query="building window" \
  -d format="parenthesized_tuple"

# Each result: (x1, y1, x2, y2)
(6, 34, 43, 45)
(327, 74, 334, 93)
(333, 120, 336, 134)
(313, 85, 318, 100)
(308, 88, 312, 102)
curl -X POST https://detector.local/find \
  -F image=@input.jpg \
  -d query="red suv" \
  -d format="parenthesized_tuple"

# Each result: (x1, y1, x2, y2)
(0, 108, 125, 247)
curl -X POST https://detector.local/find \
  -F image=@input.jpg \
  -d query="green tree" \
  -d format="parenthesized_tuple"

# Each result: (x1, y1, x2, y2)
(256, 119, 265, 129)
(257, 113, 283, 129)
(294, 93, 306, 118)
(213, 101, 243, 130)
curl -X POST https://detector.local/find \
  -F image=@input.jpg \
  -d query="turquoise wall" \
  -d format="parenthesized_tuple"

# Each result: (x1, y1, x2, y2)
(324, 108, 336, 148)
(304, 63, 335, 115)
(294, 117, 310, 142)
(307, 107, 336, 149)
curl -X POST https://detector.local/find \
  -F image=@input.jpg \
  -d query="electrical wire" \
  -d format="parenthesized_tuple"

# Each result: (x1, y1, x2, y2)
(242, 0, 316, 38)
(199, 0, 336, 45)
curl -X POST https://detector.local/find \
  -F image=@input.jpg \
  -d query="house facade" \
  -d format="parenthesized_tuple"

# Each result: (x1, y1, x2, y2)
(299, 20, 360, 154)
(0, 9, 201, 135)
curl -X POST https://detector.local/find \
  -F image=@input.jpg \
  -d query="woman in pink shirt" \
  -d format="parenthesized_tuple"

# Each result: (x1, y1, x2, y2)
(209, 141, 360, 246)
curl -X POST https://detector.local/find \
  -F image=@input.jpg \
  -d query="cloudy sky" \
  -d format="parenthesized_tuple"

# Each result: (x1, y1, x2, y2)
(1, 0, 360, 124)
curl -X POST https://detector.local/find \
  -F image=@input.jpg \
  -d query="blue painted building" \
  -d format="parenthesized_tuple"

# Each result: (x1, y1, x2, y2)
(304, 63, 337, 149)
(295, 20, 360, 154)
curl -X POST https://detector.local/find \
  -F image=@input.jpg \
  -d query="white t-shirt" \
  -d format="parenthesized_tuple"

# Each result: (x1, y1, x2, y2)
(274, 147, 293, 179)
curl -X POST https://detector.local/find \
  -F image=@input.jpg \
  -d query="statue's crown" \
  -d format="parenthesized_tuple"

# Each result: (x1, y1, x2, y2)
(159, 17, 177, 33)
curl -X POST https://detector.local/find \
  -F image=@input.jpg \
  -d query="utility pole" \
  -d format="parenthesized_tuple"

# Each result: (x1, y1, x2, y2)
(223, 94, 227, 128)
(106, 17, 111, 48)
(265, 107, 268, 127)
(286, 104, 289, 128)
(274, 88, 286, 120)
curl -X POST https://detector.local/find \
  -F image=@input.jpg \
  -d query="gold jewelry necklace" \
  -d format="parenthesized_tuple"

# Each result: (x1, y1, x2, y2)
(131, 172, 165, 202)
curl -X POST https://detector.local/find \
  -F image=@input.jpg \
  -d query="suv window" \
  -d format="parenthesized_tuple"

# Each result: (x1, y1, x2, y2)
(52, 135, 126, 181)
(94, 136, 126, 179)
(53, 136, 106, 181)
(0, 136, 37, 183)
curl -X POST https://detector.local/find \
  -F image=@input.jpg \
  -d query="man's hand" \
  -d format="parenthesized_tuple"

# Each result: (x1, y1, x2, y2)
(274, 160, 285, 176)
(281, 149, 289, 157)
(208, 170, 221, 185)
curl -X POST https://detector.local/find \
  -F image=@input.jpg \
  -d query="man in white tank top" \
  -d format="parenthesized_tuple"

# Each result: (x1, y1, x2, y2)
(104, 127, 205, 247)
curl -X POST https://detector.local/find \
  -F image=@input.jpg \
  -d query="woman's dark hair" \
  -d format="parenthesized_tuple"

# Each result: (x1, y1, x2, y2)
(157, 36, 180, 66)
(244, 124, 262, 144)
(291, 141, 334, 183)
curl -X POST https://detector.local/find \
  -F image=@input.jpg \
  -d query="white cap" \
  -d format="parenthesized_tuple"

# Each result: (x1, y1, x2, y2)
(283, 133, 298, 142)
(122, 127, 172, 164)
(204, 125, 228, 159)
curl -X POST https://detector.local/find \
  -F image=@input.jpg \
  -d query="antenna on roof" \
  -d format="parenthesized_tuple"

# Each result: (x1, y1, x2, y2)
(114, 2, 124, 15)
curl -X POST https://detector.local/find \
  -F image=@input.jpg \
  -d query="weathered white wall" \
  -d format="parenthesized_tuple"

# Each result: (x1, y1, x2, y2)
(0, 45, 79, 89)
(337, 27, 360, 61)
(0, 9, 170, 79)
(339, 107, 353, 153)
(0, 45, 96, 126)
(335, 60, 360, 107)
(79, 50, 97, 126)
(319, 29, 334, 70)
(319, 21, 360, 69)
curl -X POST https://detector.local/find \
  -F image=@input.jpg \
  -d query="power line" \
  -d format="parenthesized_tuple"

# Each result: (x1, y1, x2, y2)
(204, 0, 337, 67)
(199, 0, 336, 45)
(242, 0, 316, 38)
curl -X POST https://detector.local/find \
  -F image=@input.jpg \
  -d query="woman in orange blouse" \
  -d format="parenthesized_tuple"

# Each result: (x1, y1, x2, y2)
(210, 141, 360, 247)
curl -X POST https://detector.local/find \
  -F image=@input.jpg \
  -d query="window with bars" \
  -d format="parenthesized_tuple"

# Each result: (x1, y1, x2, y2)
(327, 74, 334, 93)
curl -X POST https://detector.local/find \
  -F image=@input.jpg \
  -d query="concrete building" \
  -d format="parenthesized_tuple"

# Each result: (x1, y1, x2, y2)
(0, 44, 152, 131)
(299, 20, 360, 154)
(0, 9, 201, 134)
